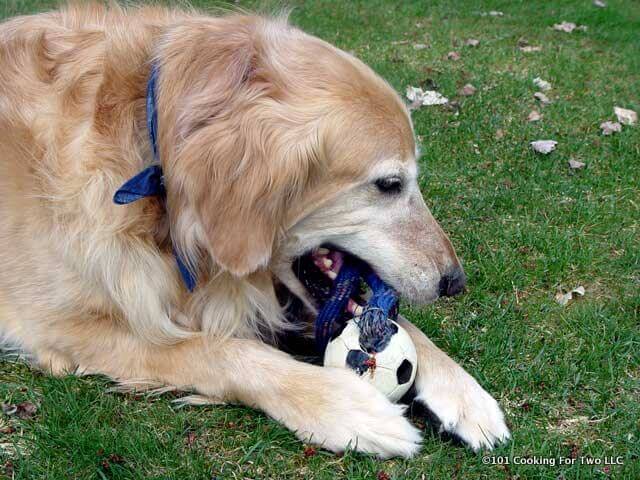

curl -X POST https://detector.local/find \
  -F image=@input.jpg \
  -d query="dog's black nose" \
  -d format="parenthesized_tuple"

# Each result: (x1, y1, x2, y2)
(439, 268, 466, 297)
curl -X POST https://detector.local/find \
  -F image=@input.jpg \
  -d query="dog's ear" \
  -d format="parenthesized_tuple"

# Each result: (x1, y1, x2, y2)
(159, 16, 314, 276)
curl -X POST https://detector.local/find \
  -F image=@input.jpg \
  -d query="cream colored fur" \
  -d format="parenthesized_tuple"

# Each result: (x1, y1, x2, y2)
(0, 2, 508, 458)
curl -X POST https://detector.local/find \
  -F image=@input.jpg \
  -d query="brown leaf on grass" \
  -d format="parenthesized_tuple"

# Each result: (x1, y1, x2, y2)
(16, 402, 37, 419)
(495, 129, 505, 139)
(568, 443, 581, 459)
(406, 86, 449, 108)
(534, 92, 551, 104)
(555, 286, 585, 306)
(614, 106, 637, 125)
(600, 121, 622, 135)
(377, 472, 391, 480)
(528, 110, 543, 122)
(549, 414, 611, 433)
(553, 21, 587, 33)
(553, 21, 576, 32)
(530, 140, 557, 154)
(465, 38, 480, 47)
(568, 158, 586, 169)
(520, 401, 532, 412)
(184, 431, 197, 447)
(303, 446, 317, 457)
(2, 401, 37, 419)
(518, 39, 543, 52)
(101, 453, 125, 471)
(447, 51, 461, 60)
(459, 84, 476, 96)
(533, 77, 552, 91)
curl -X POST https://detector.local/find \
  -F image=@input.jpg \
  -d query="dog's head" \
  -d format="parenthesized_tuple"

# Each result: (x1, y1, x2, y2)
(158, 14, 464, 311)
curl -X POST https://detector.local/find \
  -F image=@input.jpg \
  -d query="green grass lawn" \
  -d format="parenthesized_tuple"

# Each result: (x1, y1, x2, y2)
(1, 0, 639, 478)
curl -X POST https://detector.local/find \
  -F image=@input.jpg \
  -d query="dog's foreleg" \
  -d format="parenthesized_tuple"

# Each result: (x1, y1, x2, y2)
(62, 325, 421, 459)
(397, 316, 511, 450)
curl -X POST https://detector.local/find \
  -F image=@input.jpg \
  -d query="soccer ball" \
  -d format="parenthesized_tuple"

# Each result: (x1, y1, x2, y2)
(323, 319, 417, 402)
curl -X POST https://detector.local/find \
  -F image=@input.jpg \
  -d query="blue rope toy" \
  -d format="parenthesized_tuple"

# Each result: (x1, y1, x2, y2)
(112, 64, 399, 352)
(314, 255, 400, 354)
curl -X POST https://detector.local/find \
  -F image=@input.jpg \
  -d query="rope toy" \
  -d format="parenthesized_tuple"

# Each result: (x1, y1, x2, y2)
(314, 254, 399, 353)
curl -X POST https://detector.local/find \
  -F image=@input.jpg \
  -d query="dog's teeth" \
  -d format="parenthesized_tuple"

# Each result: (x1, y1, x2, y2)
(327, 271, 337, 280)
(323, 258, 333, 269)
(317, 247, 330, 255)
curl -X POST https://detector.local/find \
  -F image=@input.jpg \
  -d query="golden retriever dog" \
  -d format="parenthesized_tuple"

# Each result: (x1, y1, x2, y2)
(0, 2, 509, 458)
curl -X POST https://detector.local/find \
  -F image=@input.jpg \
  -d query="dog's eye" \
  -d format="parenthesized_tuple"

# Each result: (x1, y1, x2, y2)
(375, 176, 403, 194)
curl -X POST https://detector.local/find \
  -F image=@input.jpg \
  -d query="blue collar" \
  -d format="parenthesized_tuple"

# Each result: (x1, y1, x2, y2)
(113, 63, 197, 291)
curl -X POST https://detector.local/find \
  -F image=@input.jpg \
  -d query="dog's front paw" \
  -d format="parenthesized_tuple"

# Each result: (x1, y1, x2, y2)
(415, 367, 510, 450)
(283, 368, 422, 459)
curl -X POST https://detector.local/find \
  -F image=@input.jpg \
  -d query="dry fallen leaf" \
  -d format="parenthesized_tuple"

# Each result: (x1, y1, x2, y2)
(413, 43, 429, 50)
(17, 402, 37, 419)
(447, 51, 461, 60)
(3, 461, 14, 477)
(534, 92, 552, 104)
(406, 86, 449, 108)
(555, 286, 585, 306)
(528, 110, 543, 122)
(465, 38, 480, 47)
(459, 84, 477, 96)
(0, 425, 16, 434)
(553, 21, 586, 33)
(495, 129, 505, 139)
(568, 159, 586, 169)
(184, 431, 197, 447)
(303, 446, 317, 458)
(553, 21, 576, 32)
(533, 77, 552, 91)
(530, 140, 558, 154)
(100, 453, 125, 471)
(1, 401, 37, 419)
(593, 0, 606, 7)
(600, 121, 622, 135)
(614, 106, 637, 125)
(520, 45, 542, 52)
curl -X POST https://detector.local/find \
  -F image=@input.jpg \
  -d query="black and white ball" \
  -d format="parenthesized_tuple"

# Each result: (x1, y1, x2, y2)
(323, 319, 417, 402)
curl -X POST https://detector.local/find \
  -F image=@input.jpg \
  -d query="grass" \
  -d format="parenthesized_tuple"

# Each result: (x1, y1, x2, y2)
(1, 0, 639, 478)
